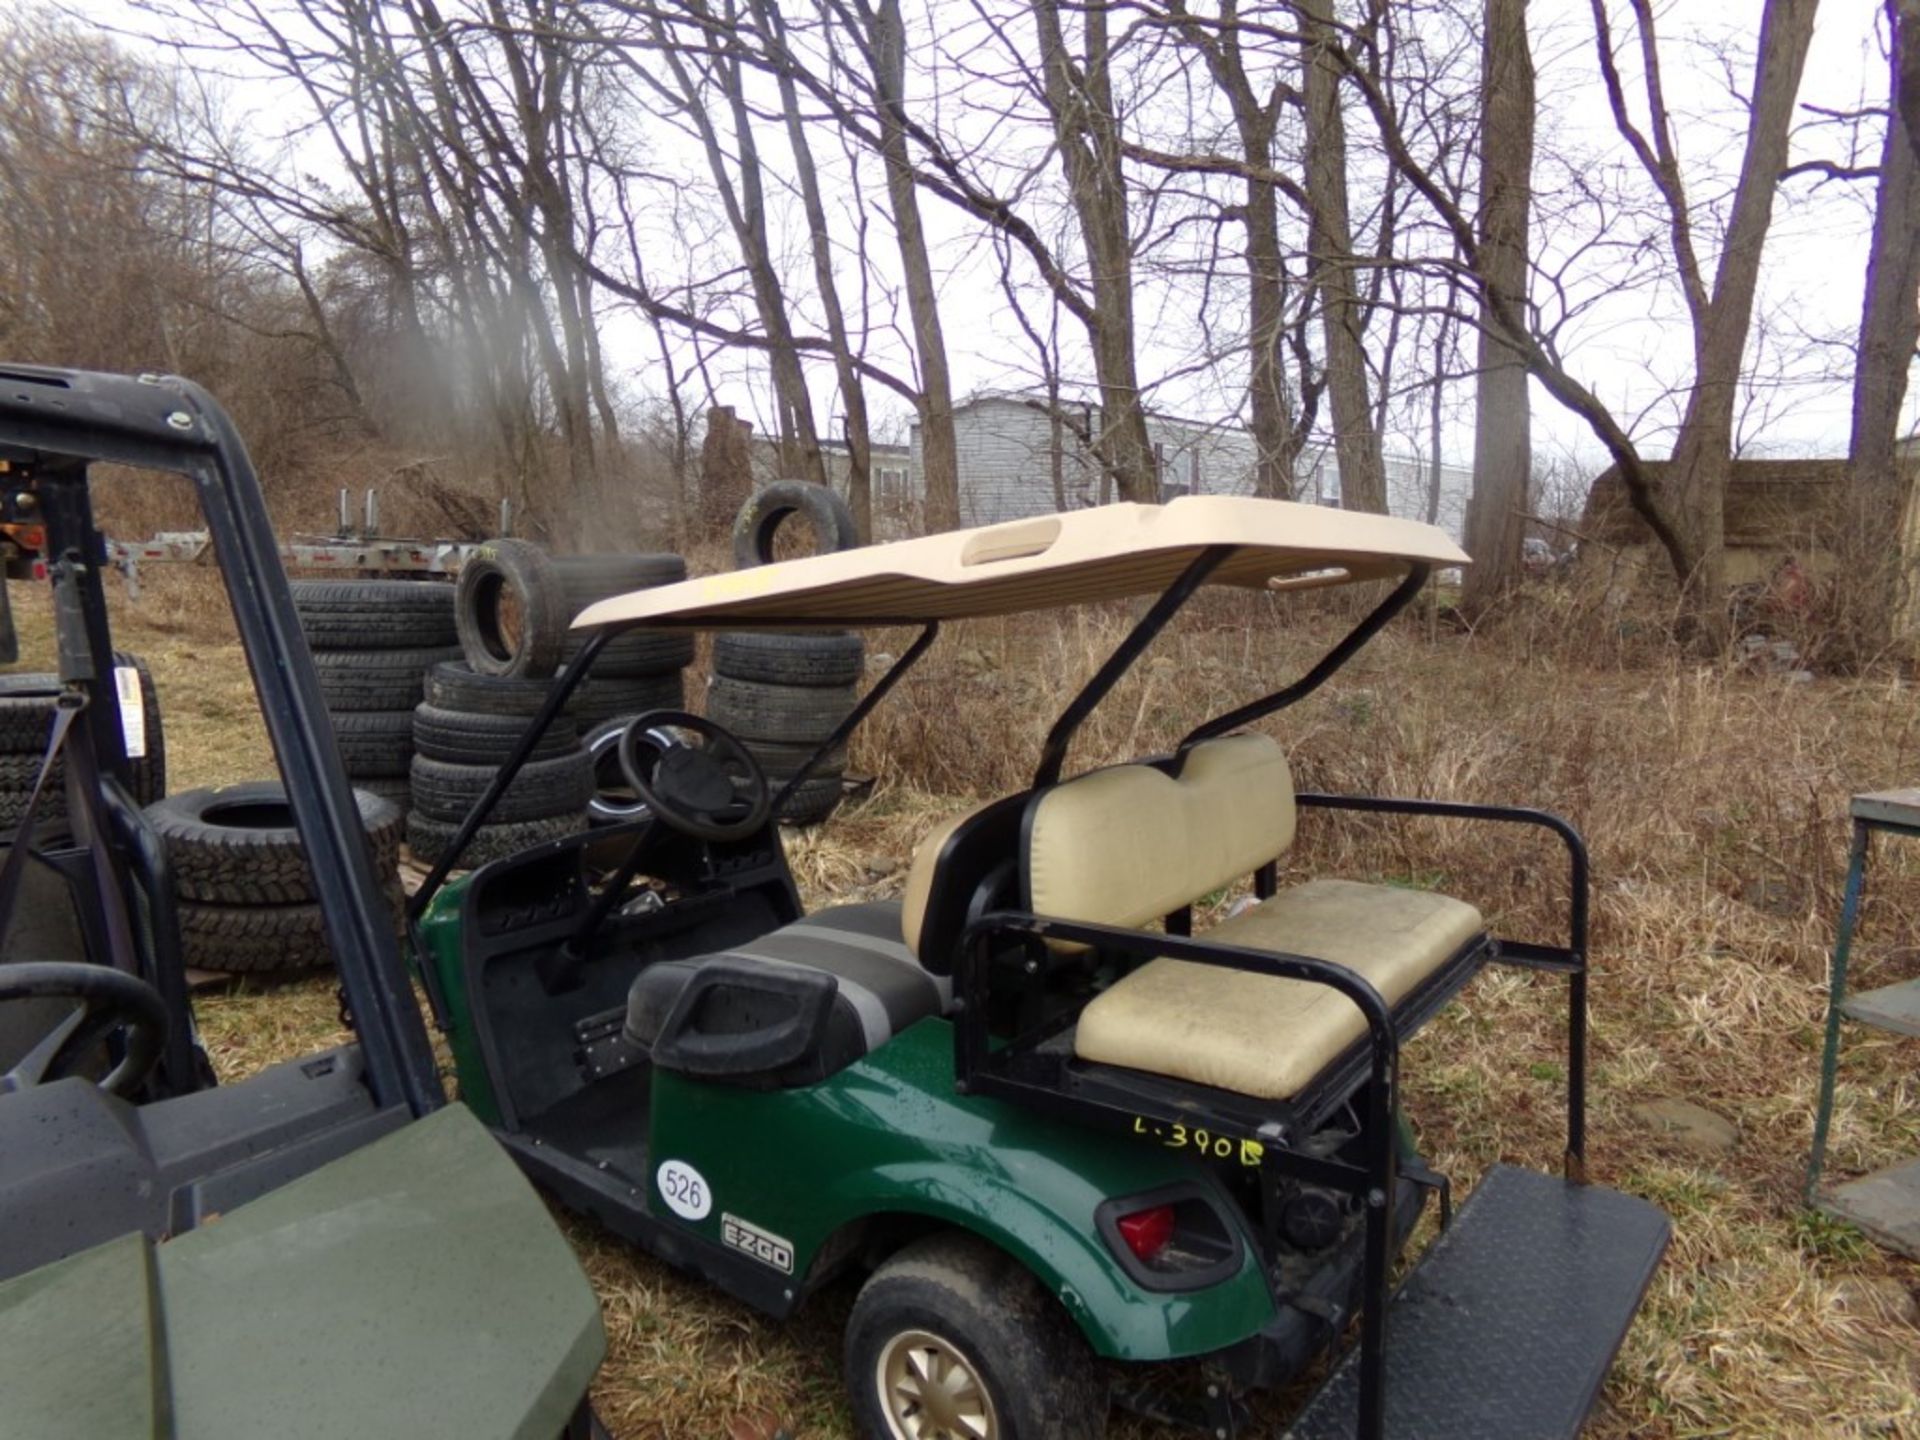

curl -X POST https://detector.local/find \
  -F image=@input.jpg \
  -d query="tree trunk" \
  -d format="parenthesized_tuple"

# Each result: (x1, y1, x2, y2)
(863, 0, 961, 532)
(1899, 0, 1920, 164)
(1462, 0, 1534, 612)
(1301, 0, 1387, 514)
(1662, 0, 1817, 646)
(1843, 13, 1920, 658)
(1029, 0, 1158, 503)
(757, 0, 873, 538)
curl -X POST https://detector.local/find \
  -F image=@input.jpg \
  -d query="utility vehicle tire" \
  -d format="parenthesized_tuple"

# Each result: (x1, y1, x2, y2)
(330, 710, 416, 778)
(713, 630, 864, 688)
(0, 654, 166, 805)
(846, 1233, 1106, 1440)
(455, 539, 568, 679)
(733, 481, 859, 569)
(147, 782, 404, 905)
(404, 811, 582, 869)
(772, 775, 844, 825)
(314, 646, 461, 712)
(555, 554, 693, 677)
(408, 750, 592, 825)
(412, 703, 580, 767)
(706, 676, 857, 743)
(570, 671, 683, 730)
(291, 579, 456, 650)
(175, 883, 405, 973)
(424, 661, 582, 719)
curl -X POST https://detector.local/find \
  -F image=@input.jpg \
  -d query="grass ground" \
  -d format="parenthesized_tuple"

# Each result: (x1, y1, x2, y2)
(16, 568, 1920, 1439)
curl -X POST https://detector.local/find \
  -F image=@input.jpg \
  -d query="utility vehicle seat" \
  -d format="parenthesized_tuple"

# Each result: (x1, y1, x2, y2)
(1024, 733, 1485, 1102)
(623, 902, 947, 1085)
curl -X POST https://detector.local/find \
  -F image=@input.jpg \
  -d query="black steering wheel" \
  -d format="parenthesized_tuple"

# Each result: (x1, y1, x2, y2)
(0, 962, 168, 1097)
(618, 710, 771, 843)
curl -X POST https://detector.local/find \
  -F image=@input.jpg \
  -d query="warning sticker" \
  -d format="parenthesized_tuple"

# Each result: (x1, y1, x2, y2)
(114, 665, 147, 759)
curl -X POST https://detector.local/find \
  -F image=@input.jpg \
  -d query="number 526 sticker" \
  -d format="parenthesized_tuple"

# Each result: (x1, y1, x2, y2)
(656, 1159, 712, 1220)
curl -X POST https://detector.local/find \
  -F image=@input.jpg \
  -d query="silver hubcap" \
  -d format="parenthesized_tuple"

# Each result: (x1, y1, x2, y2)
(876, 1328, 1000, 1440)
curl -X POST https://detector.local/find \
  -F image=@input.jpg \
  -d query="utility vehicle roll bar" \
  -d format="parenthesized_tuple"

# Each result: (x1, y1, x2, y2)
(0, 367, 442, 1116)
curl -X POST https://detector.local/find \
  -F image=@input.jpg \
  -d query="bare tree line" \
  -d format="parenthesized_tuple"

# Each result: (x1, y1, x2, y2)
(1, 0, 1916, 652)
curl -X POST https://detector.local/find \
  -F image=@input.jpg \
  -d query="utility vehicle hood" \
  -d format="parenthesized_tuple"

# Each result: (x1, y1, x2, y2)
(0, 1103, 604, 1439)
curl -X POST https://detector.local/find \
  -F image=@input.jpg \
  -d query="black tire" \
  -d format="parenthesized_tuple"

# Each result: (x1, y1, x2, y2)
(773, 775, 843, 825)
(455, 539, 568, 679)
(404, 810, 583, 869)
(176, 883, 405, 974)
(713, 631, 865, 688)
(412, 703, 580, 766)
(0, 654, 165, 805)
(146, 781, 403, 905)
(555, 554, 694, 676)
(423, 661, 581, 719)
(743, 736, 847, 777)
(845, 1233, 1106, 1440)
(408, 750, 592, 825)
(733, 481, 859, 568)
(314, 646, 461, 712)
(584, 718, 649, 823)
(570, 671, 684, 730)
(706, 675, 857, 743)
(292, 580, 456, 650)
(352, 776, 413, 814)
(0, 756, 66, 823)
(331, 710, 415, 778)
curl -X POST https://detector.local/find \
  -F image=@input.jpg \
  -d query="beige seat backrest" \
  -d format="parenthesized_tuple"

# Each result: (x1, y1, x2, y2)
(1023, 732, 1295, 928)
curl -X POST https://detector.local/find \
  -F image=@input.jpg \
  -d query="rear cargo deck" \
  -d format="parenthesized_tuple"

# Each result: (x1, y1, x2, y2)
(1286, 1164, 1669, 1440)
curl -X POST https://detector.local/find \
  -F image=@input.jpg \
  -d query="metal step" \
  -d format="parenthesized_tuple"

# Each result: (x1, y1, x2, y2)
(1284, 1164, 1670, 1440)
(1820, 1157, 1920, 1260)
(1839, 979, 1920, 1038)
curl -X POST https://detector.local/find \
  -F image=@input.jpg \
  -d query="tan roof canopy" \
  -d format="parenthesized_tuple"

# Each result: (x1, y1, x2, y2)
(574, 496, 1470, 630)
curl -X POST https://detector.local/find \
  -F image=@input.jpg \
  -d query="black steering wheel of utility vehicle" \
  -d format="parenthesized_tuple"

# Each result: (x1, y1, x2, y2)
(618, 711, 771, 843)
(0, 962, 168, 1097)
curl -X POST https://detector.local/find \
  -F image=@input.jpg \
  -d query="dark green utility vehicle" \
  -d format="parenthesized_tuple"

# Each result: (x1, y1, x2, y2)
(409, 499, 1672, 1438)
(0, 365, 605, 1439)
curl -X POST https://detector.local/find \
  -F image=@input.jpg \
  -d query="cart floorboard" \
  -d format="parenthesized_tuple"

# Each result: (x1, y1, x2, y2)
(1284, 1164, 1669, 1440)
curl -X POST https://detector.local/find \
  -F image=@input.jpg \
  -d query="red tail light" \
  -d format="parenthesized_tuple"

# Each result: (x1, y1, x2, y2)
(1115, 1203, 1176, 1261)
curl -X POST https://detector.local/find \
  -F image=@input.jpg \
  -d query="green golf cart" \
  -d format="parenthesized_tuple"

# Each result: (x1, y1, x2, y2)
(0, 365, 605, 1438)
(409, 500, 1670, 1439)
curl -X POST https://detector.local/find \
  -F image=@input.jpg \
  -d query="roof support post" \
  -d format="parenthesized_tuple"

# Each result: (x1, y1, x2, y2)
(1180, 563, 1429, 751)
(1034, 545, 1236, 787)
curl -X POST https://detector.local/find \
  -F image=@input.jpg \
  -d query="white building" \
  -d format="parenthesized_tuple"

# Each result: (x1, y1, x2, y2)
(904, 393, 1471, 539)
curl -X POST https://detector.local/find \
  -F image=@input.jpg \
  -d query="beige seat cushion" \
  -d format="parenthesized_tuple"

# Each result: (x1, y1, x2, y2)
(1074, 878, 1485, 1101)
(1026, 733, 1295, 929)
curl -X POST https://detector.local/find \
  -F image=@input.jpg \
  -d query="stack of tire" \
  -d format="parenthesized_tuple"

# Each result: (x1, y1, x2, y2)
(406, 660, 592, 868)
(417, 541, 690, 862)
(0, 655, 166, 829)
(294, 581, 460, 816)
(145, 781, 403, 974)
(709, 482, 864, 825)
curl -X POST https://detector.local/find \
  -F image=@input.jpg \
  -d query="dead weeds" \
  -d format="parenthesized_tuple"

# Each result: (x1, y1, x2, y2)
(12, 569, 1919, 1438)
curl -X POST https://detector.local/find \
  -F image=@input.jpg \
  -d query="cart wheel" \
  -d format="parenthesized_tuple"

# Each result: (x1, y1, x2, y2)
(846, 1232, 1106, 1440)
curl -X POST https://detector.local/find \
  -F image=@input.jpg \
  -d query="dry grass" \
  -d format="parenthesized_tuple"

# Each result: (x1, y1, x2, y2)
(15, 568, 1920, 1439)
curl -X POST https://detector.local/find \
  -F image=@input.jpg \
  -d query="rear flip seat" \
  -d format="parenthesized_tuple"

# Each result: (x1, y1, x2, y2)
(1017, 733, 1484, 1101)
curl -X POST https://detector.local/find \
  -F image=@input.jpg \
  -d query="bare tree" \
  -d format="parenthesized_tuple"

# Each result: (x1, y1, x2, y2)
(1300, 0, 1386, 513)
(1841, 1, 1920, 653)
(1028, 0, 1158, 502)
(1461, 0, 1533, 611)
